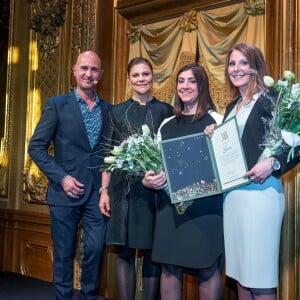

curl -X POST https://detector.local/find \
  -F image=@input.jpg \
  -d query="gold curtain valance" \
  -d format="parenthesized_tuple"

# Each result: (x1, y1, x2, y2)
(126, 0, 265, 108)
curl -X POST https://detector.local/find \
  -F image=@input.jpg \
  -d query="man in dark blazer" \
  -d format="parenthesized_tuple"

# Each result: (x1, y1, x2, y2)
(28, 51, 112, 300)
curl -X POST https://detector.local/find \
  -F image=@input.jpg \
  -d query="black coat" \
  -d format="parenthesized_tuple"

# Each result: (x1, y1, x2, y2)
(224, 89, 299, 176)
(103, 98, 173, 248)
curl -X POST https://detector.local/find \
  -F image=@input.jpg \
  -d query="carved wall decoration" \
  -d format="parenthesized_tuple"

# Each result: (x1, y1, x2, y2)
(70, 0, 97, 87)
(244, 0, 265, 15)
(27, 0, 67, 60)
(22, 155, 50, 204)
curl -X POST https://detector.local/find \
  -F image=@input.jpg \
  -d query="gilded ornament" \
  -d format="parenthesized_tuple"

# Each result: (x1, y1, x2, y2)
(27, 0, 67, 59)
(244, 0, 265, 16)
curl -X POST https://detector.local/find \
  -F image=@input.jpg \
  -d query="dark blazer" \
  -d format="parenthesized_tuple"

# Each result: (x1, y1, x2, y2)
(28, 90, 112, 206)
(224, 90, 299, 176)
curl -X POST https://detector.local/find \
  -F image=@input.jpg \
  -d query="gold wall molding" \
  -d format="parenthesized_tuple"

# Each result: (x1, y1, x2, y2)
(117, 0, 245, 24)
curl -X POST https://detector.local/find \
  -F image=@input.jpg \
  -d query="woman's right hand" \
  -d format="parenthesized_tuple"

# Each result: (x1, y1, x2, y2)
(204, 123, 217, 137)
(99, 190, 111, 217)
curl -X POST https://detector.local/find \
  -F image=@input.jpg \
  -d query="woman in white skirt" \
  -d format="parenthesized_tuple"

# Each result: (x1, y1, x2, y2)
(206, 43, 299, 300)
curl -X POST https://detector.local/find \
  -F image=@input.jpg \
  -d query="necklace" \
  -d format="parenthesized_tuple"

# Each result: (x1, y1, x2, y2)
(241, 99, 252, 107)
(236, 97, 252, 113)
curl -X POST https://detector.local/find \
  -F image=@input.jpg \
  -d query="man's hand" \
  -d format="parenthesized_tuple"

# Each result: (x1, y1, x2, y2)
(61, 175, 84, 198)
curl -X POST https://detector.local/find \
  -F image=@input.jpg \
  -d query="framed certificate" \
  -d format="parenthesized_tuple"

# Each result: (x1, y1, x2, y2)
(160, 117, 250, 204)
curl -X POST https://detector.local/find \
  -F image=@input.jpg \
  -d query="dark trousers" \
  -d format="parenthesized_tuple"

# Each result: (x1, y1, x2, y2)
(49, 190, 106, 300)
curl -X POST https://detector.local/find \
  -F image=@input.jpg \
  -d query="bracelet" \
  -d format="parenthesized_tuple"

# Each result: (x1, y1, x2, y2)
(99, 186, 108, 194)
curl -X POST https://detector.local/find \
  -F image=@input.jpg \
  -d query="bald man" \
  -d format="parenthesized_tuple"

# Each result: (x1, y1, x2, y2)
(28, 51, 112, 300)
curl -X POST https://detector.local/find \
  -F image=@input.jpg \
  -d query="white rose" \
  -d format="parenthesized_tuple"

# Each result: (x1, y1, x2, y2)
(111, 146, 123, 156)
(263, 76, 275, 87)
(104, 156, 116, 164)
(142, 124, 151, 136)
(281, 130, 300, 147)
(283, 70, 296, 82)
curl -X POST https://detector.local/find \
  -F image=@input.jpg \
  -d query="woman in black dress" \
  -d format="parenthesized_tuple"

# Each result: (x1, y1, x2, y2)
(99, 57, 173, 300)
(143, 64, 224, 300)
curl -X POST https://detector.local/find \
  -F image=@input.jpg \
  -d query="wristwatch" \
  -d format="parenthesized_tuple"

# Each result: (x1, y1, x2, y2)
(99, 186, 108, 194)
(271, 157, 281, 171)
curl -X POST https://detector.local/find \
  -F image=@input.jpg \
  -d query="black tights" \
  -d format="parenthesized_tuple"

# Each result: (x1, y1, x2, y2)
(237, 282, 276, 300)
(116, 246, 161, 300)
(161, 258, 222, 300)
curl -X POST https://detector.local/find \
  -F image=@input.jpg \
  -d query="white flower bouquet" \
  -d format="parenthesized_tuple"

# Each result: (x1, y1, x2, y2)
(104, 124, 191, 214)
(104, 124, 162, 178)
(261, 71, 300, 161)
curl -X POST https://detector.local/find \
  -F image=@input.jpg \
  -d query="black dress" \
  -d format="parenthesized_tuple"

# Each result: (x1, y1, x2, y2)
(103, 98, 173, 249)
(152, 113, 224, 269)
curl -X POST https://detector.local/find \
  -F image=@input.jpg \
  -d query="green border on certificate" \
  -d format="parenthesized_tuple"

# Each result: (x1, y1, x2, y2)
(160, 117, 250, 204)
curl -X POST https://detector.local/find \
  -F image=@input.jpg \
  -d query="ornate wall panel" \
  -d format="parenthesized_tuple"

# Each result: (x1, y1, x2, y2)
(20, 236, 53, 281)
(0, 210, 52, 280)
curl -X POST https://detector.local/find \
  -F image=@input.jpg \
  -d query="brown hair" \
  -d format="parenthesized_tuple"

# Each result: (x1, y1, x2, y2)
(127, 57, 153, 75)
(225, 43, 268, 100)
(173, 64, 216, 120)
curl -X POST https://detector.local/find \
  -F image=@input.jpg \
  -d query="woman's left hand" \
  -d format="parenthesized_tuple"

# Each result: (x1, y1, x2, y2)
(142, 170, 167, 190)
(244, 158, 273, 184)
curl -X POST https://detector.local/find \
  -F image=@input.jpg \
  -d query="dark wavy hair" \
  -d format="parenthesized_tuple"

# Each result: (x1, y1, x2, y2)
(173, 63, 216, 120)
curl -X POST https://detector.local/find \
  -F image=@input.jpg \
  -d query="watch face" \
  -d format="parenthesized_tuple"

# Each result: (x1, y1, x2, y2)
(272, 159, 281, 171)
